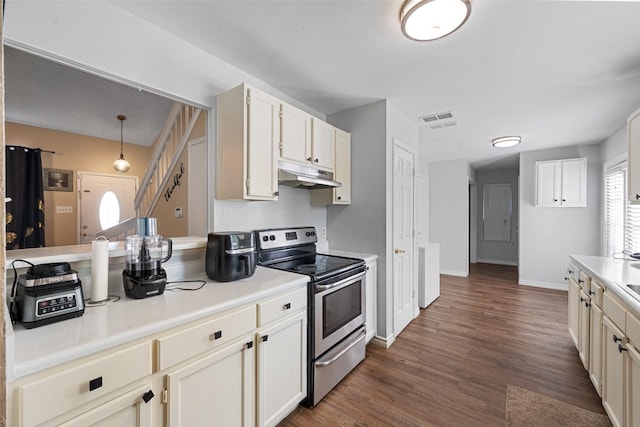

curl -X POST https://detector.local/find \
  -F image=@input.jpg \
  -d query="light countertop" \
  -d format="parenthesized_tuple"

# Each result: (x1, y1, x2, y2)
(323, 249, 378, 264)
(7, 266, 308, 382)
(570, 255, 640, 316)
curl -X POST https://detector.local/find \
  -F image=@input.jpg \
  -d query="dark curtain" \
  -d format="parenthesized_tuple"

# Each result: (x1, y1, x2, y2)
(5, 146, 45, 249)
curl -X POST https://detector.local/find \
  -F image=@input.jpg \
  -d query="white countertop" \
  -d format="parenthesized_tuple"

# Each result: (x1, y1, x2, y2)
(5, 236, 207, 268)
(570, 255, 640, 316)
(323, 249, 378, 264)
(7, 266, 308, 382)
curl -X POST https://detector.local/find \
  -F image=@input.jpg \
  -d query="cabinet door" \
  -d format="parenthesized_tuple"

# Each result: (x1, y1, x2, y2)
(602, 316, 627, 427)
(568, 277, 580, 348)
(311, 118, 335, 171)
(334, 129, 351, 204)
(628, 107, 640, 204)
(280, 104, 312, 166)
(166, 337, 255, 427)
(257, 310, 307, 427)
(578, 290, 591, 370)
(535, 161, 560, 207)
(246, 88, 280, 200)
(589, 303, 603, 396)
(59, 384, 154, 427)
(561, 158, 587, 207)
(628, 344, 640, 427)
(365, 261, 377, 343)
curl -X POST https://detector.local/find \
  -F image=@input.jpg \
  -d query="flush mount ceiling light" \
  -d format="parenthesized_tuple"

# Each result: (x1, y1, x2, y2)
(492, 136, 522, 148)
(400, 0, 471, 41)
(113, 115, 131, 173)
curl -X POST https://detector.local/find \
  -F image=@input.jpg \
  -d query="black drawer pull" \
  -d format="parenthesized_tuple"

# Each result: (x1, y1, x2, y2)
(246, 341, 253, 349)
(283, 302, 291, 310)
(262, 335, 269, 342)
(613, 334, 622, 343)
(619, 344, 628, 353)
(142, 390, 155, 403)
(210, 330, 222, 341)
(89, 377, 103, 392)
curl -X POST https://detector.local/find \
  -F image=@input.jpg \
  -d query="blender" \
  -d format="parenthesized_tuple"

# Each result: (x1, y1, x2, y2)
(122, 234, 172, 299)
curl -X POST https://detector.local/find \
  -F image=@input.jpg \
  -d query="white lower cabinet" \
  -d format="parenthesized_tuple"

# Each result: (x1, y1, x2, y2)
(589, 302, 604, 395)
(603, 315, 627, 427)
(568, 275, 580, 347)
(8, 285, 308, 427)
(628, 344, 640, 427)
(578, 289, 591, 370)
(256, 310, 307, 427)
(365, 259, 377, 343)
(59, 384, 155, 427)
(165, 335, 256, 427)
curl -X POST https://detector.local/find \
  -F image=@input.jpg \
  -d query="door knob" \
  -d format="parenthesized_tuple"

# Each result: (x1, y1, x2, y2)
(394, 248, 405, 254)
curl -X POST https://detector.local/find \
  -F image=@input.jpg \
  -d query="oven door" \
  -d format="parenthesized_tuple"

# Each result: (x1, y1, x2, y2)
(314, 270, 366, 357)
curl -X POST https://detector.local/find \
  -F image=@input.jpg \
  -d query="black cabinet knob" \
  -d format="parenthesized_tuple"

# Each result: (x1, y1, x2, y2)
(613, 334, 622, 343)
(619, 344, 628, 353)
(89, 377, 103, 392)
(142, 390, 155, 403)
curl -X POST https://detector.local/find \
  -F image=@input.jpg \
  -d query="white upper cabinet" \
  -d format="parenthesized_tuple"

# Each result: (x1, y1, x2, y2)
(217, 84, 280, 201)
(628, 106, 640, 204)
(280, 104, 312, 166)
(535, 158, 587, 207)
(311, 118, 335, 171)
(311, 129, 351, 205)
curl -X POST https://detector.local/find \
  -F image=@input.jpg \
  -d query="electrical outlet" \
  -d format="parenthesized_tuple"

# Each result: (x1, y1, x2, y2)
(321, 227, 326, 238)
(175, 207, 183, 218)
(56, 206, 73, 214)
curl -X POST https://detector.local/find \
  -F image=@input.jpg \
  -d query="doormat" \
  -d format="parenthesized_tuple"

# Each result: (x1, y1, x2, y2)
(505, 384, 611, 427)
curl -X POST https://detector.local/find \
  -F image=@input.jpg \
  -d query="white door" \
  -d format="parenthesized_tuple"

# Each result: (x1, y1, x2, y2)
(393, 140, 415, 337)
(188, 137, 208, 237)
(78, 172, 137, 243)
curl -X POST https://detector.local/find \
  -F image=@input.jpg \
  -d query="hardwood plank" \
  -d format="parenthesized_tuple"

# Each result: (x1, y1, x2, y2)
(279, 263, 605, 427)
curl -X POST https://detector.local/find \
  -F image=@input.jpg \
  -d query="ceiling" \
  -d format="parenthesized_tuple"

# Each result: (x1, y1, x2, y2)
(7, 1, 640, 169)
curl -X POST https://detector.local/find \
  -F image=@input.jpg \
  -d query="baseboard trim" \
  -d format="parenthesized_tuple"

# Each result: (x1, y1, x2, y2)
(476, 258, 518, 266)
(369, 334, 395, 348)
(441, 269, 468, 277)
(518, 279, 568, 291)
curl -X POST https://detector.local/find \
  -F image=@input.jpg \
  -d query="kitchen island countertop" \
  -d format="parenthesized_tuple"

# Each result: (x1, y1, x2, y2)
(570, 254, 640, 316)
(6, 266, 308, 382)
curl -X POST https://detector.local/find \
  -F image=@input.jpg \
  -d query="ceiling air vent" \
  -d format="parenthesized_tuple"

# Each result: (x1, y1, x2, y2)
(419, 111, 457, 129)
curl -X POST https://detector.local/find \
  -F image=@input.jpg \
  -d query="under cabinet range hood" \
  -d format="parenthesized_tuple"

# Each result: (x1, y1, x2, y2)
(278, 160, 341, 189)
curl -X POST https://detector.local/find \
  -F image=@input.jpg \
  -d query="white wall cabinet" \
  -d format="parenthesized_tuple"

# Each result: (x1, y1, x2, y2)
(311, 118, 335, 171)
(310, 128, 351, 205)
(535, 158, 587, 207)
(628, 106, 640, 204)
(280, 103, 312, 167)
(217, 83, 280, 200)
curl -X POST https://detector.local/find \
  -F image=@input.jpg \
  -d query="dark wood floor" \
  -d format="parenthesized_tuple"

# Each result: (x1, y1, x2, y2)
(279, 263, 606, 426)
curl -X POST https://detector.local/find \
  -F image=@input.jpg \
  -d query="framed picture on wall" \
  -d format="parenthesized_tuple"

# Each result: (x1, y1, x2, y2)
(43, 168, 73, 192)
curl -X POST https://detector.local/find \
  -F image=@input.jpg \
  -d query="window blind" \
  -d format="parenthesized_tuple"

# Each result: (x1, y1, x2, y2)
(604, 163, 640, 256)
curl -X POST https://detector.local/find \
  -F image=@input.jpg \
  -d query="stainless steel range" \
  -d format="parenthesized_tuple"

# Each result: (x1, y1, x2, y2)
(254, 226, 367, 407)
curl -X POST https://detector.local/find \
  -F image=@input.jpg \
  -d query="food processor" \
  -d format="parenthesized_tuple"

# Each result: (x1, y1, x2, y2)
(122, 234, 172, 299)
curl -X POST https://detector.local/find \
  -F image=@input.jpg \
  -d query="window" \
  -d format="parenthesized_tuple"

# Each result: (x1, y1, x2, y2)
(98, 191, 121, 231)
(604, 161, 640, 256)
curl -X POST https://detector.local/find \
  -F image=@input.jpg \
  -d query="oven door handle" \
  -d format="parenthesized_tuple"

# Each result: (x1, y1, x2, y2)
(315, 271, 366, 292)
(315, 328, 366, 368)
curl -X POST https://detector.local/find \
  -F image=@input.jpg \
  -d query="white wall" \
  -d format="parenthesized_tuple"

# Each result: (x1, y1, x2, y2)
(5, 0, 329, 240)
(600, 125, 627, 164)
(428, 159, 474, 276)
(475, 168, 519, 266)
(519, 145, 601, 289)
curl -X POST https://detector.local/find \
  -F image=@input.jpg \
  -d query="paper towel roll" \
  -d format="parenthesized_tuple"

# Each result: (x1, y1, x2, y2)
(91, 236, 110, 302)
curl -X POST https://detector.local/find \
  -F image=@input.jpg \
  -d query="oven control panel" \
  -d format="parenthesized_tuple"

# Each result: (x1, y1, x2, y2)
(255, 227, 317, 250)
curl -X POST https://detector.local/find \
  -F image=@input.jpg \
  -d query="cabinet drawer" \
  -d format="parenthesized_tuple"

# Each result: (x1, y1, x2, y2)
(578, 271, 591, 293)
(603, 292, 626, 331)
(590, 280, 604, 307)
(19, 340, 152, 427)
(567, 263, 580, 283)
(157, 305, 256, 371)
(627, 311, 640, 351)
(258, 287, 307, 326)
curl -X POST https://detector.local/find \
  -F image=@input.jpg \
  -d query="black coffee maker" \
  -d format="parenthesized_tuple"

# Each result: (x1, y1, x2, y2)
(206, 232, 256, 282)
(123, 233, 173, 299)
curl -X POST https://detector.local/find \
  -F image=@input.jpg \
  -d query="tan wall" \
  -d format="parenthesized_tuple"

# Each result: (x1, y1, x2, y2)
(5, 122, 152, 246)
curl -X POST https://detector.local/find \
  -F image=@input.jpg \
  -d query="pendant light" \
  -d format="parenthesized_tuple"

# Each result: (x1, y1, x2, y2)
(400, 0, 471, 41)
(113, 115, 131, 173)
